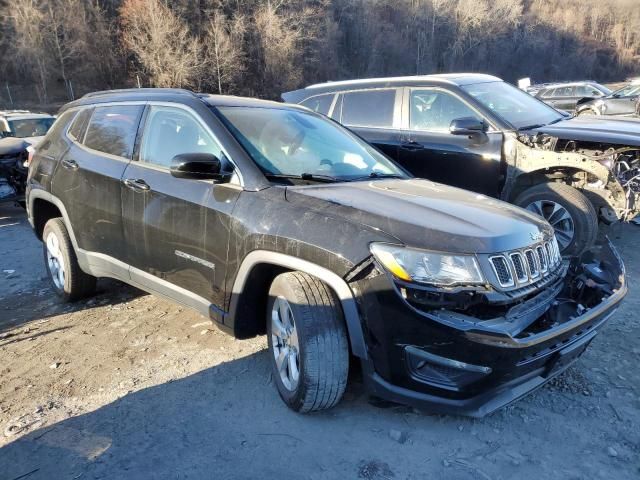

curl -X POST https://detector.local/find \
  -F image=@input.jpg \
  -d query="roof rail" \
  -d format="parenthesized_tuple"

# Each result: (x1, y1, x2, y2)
(81, 88, 198, 99)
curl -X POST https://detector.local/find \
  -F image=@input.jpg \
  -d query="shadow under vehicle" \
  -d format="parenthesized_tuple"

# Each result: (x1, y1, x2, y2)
(27, 88, 626, 417)
(283, 74, 640, 255)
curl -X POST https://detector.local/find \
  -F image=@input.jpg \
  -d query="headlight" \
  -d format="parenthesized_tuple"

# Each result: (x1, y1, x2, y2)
(370, 243, 485, 286)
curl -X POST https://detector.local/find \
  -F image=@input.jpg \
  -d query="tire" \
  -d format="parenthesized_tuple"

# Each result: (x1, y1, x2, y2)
(267, 271, 349, 412)
(514, 183, 598, 256)
(577, 107, 598, 116)
(42, 218, 97, 302)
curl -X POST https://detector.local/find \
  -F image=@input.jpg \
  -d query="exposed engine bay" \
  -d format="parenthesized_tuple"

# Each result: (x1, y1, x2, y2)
(509, 131, 640, 222)
(407, 239, 624, 340)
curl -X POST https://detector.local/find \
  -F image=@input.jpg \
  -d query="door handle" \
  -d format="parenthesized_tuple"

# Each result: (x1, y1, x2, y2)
(124, 178, 150, 191)
(401, 141, 425, 151)
(61, 158, 79, 170)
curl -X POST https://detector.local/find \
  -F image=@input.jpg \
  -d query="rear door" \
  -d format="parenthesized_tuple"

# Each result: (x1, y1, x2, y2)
(331, 88, 402, 161)
(398, 87, 503, 197)
(51, 103, 144, 259)
(121, 104, 240, 308)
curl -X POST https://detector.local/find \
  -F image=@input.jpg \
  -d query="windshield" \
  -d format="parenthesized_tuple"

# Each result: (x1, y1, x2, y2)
(462, 81, 564, 130)
(612, 84, 640, 97)
(7, 117, 55, 138)
(216, 107, 407, 181)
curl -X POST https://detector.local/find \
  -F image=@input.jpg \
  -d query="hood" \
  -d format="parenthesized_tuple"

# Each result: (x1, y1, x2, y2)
(0, 137, 30, 156)
(532, 116, 640, 147)
(285, 179, 553, 254)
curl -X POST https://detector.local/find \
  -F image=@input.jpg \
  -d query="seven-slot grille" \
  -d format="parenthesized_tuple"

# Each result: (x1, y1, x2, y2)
(489, 238, 561, 288)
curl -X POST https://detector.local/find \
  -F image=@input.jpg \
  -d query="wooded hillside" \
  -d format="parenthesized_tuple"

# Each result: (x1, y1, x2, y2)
(1, 0, 639, 105)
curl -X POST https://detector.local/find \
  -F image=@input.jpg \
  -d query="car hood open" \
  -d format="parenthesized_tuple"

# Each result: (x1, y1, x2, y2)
(285, 179, 553, 254)
(532, 116, 640, 147)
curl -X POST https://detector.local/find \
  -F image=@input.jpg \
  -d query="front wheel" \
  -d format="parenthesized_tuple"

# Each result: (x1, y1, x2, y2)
(577, 107, 598, 116)
(267, 272, 349, 412)
(515, 183, 598, 255)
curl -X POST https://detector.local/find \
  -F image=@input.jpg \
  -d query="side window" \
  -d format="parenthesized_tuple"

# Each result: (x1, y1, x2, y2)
(410, 90, 480, 131)
(140, 106, 224, 169)
(67, 108, 93, 142)
(37, 110, 76, 158)
(341, 89, 396, 128)
(301, 94, 334, 116)
(554, 86, 573, 97)
(84, 105, 143, 159)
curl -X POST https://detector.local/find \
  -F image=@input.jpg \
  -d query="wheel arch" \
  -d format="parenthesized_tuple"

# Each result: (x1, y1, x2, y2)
(226, 251, 368, 359)
(508, 167, 601, 203)
(29, 190, 77, 246)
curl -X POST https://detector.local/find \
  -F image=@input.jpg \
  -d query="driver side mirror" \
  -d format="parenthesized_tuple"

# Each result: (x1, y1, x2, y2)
(449, 117, 486, 136)
(170, 153, 231, 181)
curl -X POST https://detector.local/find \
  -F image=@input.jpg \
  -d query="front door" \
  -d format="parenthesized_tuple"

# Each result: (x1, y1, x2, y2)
(605, 85, 640, 115)
(398, 88, 503, 197)
(121, 105, 240, 309)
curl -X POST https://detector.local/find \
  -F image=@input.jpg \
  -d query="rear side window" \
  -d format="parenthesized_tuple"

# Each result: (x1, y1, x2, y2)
(300, 94, 334, 115)
(340, 89, 396, 128)
(67, 108, 93, 142)
(37, 110, 76, 158)
(84, 105, 143, 159)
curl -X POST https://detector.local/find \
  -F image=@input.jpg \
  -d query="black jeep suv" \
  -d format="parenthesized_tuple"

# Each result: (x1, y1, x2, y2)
(284, 74, 640, 255)
(27, 88, 626, 416)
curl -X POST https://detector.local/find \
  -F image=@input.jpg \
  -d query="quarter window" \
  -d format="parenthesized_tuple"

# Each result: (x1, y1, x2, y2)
(139, 106, 223, 169)
(300, 94, 334, 116)
(83, 105, 143, 158)
(68, 108, 93, 142)
(340, 89, 396, 128)
(410, 90, 480, 131)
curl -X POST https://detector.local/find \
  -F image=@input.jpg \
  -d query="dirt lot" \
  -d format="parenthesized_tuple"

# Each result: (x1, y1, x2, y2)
(0, 203, 638, 480)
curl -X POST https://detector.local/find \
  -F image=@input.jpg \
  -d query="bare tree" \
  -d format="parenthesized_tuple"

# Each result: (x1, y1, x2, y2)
(203, 10, 245, 94)
(120, 0, 201, 88)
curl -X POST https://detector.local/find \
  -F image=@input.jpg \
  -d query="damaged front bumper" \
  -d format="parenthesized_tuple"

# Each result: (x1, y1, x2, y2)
(353, 239, 626, 417)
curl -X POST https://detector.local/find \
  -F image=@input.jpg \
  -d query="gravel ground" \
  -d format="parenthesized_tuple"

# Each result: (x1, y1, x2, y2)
(0, 203, 638, 480)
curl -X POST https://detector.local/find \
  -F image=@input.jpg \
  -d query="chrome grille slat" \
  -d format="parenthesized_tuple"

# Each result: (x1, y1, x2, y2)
(536, 246, 547, 272)
(488, 236, 562, 289)
(509, 252, 527, 283)
(525, 249, 539, 278)
(490, 255, 514, 287)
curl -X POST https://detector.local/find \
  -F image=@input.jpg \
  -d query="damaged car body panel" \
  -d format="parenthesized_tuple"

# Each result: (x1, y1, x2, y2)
(27, 89, 626, 416)
(507, 116, 640, 222)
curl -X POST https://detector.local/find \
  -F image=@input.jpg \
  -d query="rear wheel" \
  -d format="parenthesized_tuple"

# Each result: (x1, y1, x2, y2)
(267, 272, 349, 412)
(515, 183, 598, 255)
(42, 218, 97, 302)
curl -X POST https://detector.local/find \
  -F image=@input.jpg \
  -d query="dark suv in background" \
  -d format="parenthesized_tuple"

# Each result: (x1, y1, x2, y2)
(528, 81, 611, 112)
(284, 74, 640, 255)
(27, 88, 625, 417)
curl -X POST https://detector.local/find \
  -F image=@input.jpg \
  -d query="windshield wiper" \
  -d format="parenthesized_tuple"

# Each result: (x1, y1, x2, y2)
(347, 172, 405, 182)
(264, 173, 341, 183)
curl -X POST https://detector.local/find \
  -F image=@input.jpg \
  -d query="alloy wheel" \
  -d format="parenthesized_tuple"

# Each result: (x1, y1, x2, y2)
(46, 231, 65, 291)
(526, 200, 575, 250)
(270, 296, 300, 391)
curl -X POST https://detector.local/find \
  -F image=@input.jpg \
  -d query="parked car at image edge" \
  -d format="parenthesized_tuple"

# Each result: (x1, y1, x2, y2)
(283, 74, 640, 255)
(27, 88, 626, 417)
(0, 110, 55, 205)
(527, 81, 611, 112)
(576, 80, 640, 117)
